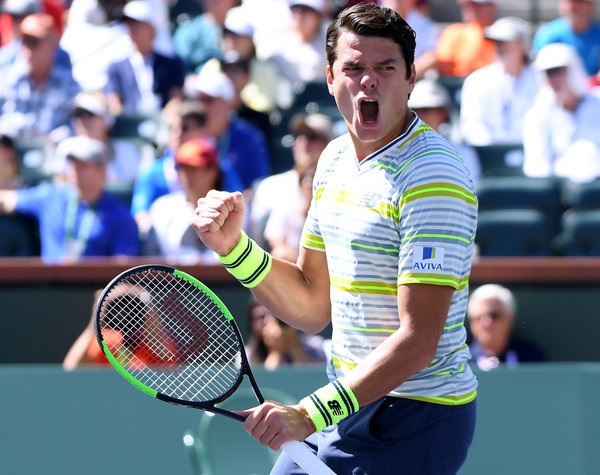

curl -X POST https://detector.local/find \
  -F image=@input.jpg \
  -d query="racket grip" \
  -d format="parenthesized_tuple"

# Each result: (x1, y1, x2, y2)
(281, 440, 336, 475)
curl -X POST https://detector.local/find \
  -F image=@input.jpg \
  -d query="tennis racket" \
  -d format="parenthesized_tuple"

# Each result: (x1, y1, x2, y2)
(94, 264, 335, 475)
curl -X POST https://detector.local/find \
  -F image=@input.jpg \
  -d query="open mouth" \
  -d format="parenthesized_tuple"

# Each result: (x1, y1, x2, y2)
(360, 99, 379, 124)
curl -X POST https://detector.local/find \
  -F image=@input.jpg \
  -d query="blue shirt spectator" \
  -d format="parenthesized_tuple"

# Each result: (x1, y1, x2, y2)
(0, 13, 80, 141)
(532, 0, 600, 78)
(15, 182, 139, 261)
(0, 136, 139, 262)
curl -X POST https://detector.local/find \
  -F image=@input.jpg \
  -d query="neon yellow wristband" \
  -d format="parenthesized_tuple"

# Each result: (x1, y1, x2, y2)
(300, 378, 359, 432)
(218, 232, 272, 288)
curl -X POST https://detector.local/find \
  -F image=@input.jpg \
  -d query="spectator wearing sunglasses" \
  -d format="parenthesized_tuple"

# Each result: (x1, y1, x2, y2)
(0, 12, 81, 142)
(467, 284, 544, 370)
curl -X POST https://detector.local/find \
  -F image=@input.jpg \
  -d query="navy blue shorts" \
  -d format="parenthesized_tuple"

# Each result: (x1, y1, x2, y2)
(271, 397, 476, 475)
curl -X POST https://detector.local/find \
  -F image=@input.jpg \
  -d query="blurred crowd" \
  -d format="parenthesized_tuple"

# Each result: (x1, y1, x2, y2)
(2, 0, 600, 262)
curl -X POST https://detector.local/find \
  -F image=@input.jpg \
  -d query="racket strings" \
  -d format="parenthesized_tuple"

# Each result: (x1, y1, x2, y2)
(98, 269, 243, 403)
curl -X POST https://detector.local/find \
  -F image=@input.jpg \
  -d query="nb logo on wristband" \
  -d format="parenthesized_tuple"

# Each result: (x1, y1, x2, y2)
(328, 400, 343, 416)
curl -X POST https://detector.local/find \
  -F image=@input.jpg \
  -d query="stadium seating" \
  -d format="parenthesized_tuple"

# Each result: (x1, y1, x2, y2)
(475, 208, 555, 257)
(473, 143, 525, 177)
(555, 209, 600, 256)
(476, 176, 565, 236)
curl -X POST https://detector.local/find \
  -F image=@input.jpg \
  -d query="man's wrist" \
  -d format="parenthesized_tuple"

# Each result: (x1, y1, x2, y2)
(217, 231, 272, 288)
(299, 378, 359, 432)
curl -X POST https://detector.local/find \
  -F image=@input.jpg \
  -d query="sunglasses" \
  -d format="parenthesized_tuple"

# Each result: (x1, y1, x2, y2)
(470, 311, 505, 321)
(545, 66, 567, 77)
(21, 35, 45, 49)
(72, 109, 97, 120)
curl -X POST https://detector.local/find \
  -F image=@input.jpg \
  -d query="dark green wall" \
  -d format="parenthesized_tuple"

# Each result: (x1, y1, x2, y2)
(0, 364, 599, 475)
(1, 282, 598, 363)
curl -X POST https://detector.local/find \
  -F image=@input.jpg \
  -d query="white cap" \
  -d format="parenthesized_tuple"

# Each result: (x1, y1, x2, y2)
(290, 113, 334, 142)
(194, 70, 235, 102)
(3, 0, 41, 15)
(59, 136, 114, 166)
(122, 0, 160, 31)
(224, 6, 254, 37)
(485, 17, 531, 47)
(408, 79, 451, 110)
(534, 42, 579, 71)
(289, 0, 326, 14)
(72, 92, 114, 126)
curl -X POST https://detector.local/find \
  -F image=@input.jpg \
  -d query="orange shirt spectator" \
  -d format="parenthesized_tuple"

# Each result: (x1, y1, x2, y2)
(434, 0, 497, 77)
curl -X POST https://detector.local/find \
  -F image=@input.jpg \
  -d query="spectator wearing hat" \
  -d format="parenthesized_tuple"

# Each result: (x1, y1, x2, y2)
(104, 0, 185, 115)
(147, 137, 243, 261)
(48, 91, 146, 187)
(409, 78, 481, 183)
(459, 16, 539, 146)
(429, 0, 498, 78)
(172, 0, 239, 74)
(523, 42, 600, 183)
(260, 0, 330, 93)
(218, 5, 287, 112)
(532, 0, 600, 85)
(187, 67, 271, 193)
(0, 12, 81, 142)
(0, 135, 139, 262)
(248, 112, 334, 249)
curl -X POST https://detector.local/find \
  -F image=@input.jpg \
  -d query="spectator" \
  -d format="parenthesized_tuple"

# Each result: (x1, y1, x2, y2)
(263, 161, 315, 262)
(532, 0, 600, 85)
(409, 77, 481, 182)
(261, 0, 330, 94)
(148, 137, 243, 262)
(131, 100, 217, 235)
(64, 283, 172, 370)
(523, 42, 600, 183)
(0, 133, 22, 189)
(187, 67, 271, 193)
(104, 0, 185, 115)
(467, 284, 545, 370)
(63, 288, 105, 370)
(381, 0, 440, 78)
(245, 295, 328, 370)
(215, 51, 276, 155)
(48, 91, 146, 187)
(0, 135, 139, 262)
(0, 13, 81, 142)
(248, 112, 334, 248)
(460, 16, 539, 146)
(431, 0, 497, 78)
(1, 0, 65, 46)
(172, 0, 239, 74)
(219, 5, 287, 111)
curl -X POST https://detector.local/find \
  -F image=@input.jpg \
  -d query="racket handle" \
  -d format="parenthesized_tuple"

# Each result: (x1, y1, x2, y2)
(281, 440, 336, 475)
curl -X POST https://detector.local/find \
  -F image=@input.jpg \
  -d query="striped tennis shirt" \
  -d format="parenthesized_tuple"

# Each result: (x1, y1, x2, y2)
(301, 115, 478, 405)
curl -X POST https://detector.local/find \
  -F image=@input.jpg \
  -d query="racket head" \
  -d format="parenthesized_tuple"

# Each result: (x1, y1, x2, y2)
(94, 264, 251, 409)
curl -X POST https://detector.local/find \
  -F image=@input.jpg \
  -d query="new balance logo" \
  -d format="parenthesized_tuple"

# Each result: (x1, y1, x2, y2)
(328, 400, 343, 416)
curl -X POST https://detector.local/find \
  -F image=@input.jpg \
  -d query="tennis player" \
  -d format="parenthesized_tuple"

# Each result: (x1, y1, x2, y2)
(192, 3, 478, 474)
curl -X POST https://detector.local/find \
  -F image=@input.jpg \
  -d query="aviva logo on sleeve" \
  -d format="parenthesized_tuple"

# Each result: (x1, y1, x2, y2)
(412, 246, 445, 271)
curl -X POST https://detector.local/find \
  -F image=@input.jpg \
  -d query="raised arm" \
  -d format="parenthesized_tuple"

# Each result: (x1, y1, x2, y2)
(191, 190, 331, 335)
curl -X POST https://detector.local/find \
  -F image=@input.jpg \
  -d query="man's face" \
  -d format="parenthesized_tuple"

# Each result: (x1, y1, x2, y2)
(326, 31, 416, 159)
(468, 297, 514, 350)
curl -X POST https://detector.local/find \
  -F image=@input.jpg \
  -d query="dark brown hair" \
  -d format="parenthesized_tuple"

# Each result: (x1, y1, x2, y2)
(326, 2, 416, 80)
